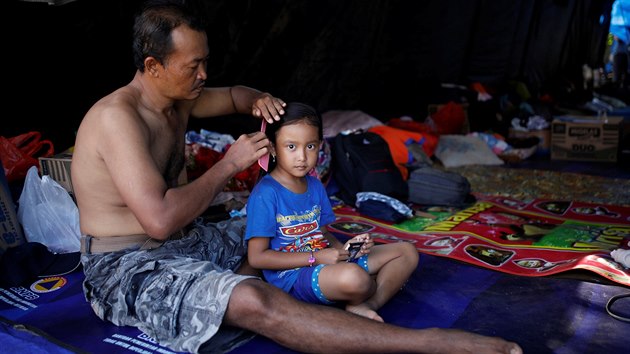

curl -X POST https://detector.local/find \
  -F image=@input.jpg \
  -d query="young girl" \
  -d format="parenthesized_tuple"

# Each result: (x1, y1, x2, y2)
(245, 102, 419, 321)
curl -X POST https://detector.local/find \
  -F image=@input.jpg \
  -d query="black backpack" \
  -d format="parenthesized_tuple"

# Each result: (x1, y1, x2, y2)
(332, 131, 408, 206)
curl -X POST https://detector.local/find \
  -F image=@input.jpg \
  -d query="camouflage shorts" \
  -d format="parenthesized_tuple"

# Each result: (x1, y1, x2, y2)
(81, 217, 257, 353)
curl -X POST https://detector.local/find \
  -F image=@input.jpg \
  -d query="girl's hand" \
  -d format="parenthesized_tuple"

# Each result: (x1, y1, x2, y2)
(361, 234, 374, 252)
(344, 233, 373, 260)
(313, 247, 346, 265)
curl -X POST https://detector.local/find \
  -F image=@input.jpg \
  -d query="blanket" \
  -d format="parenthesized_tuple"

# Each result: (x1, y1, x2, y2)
(3, 252, 627, 354)
(234, 252, 630, 354)
(0, 270, 184, 354)
(1, 193, 628, 353)
(332, 195, 630, 286)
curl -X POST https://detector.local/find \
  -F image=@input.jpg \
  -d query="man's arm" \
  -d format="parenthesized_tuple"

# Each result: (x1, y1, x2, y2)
(190, 85, 285, 123)
(134, 132, 270, 239)
(94, 103, 271, 239)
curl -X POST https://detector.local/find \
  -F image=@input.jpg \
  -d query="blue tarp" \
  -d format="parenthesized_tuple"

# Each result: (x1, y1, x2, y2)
(611, 0, 630, 44)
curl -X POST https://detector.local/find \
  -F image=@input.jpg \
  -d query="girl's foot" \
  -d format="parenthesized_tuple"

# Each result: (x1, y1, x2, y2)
(346, 303, 384, 322)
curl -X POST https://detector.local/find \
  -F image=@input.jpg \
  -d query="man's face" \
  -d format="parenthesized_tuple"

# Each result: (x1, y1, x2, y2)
(161, 25, 209, 100)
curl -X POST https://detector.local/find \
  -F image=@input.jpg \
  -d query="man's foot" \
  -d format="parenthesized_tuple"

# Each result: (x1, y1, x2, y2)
(346, 303, 384, 322)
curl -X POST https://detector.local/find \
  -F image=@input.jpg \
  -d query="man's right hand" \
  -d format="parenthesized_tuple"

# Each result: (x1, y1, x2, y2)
(222, 131, 270, 173)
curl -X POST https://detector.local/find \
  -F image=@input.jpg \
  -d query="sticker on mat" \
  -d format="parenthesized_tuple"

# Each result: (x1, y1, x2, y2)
(30, 277, 67, 293)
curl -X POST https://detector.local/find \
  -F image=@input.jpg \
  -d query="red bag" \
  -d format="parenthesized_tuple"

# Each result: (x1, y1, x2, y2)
(185, 143, 260, 191)
(426, 101, 467, 135)
(0, 132, 54, 183)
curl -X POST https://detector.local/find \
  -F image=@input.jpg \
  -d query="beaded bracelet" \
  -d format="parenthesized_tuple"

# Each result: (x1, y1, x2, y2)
(308, 250, 316, 267)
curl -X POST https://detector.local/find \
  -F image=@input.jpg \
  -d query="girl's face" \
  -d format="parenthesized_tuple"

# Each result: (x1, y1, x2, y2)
(272, 121, 321, 179)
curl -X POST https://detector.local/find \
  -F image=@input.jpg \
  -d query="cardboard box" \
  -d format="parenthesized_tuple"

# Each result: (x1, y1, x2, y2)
(39, 152, 74, 200)
(551, 116, 622, 162)
(508, 128, 550, 153)
(0, 160, 26, 255)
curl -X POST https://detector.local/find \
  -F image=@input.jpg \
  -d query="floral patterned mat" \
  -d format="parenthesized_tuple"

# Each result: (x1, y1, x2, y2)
(446, 165, 630, 206)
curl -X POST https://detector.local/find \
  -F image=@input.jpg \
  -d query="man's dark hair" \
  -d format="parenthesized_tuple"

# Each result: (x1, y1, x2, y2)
(132, 0, 206, 72)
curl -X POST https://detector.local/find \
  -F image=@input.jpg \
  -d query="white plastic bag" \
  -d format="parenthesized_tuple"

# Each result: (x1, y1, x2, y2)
(17, 166, 80, 253)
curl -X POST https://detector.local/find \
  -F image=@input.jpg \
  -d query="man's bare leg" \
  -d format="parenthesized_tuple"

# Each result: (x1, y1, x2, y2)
(236, 259, 262, 277)
(224, 279, 522, 354)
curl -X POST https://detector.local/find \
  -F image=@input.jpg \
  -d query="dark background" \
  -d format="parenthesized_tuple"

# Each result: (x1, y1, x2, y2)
(4, 0, 615, 152)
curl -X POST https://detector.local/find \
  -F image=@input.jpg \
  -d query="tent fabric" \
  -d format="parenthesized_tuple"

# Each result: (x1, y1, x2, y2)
(7, 0, 617, 151)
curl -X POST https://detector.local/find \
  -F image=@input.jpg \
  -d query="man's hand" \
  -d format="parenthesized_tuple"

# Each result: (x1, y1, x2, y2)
(252, 92, 286, 123)
(222, 131, 271, 173)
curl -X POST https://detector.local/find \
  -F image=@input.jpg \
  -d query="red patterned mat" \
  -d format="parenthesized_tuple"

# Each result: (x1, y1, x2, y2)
(332, 195, 630, 287)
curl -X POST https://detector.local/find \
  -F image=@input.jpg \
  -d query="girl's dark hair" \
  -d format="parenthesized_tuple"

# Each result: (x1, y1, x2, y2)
(265, 102, 323, 143)
(132, 0, 206, 72)
(263, 102, 323, 173)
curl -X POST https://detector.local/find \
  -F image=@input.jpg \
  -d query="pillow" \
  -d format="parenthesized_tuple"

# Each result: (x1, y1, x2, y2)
(435, 135, 504, 168)
(321, 110, 384, 139)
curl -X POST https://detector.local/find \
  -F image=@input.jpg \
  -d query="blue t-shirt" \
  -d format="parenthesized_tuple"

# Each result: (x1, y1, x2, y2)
(245, 174, 336, 292)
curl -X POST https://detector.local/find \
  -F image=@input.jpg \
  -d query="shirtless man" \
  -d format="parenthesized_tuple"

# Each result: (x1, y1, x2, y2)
(72, 1, 523, 353)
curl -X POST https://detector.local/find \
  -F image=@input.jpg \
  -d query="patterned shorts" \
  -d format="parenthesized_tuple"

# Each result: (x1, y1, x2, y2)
(81, 217, 257, 353)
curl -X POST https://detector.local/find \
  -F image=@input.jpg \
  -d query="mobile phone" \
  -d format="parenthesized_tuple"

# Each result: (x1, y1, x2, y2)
(346, 241, 364, 262)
